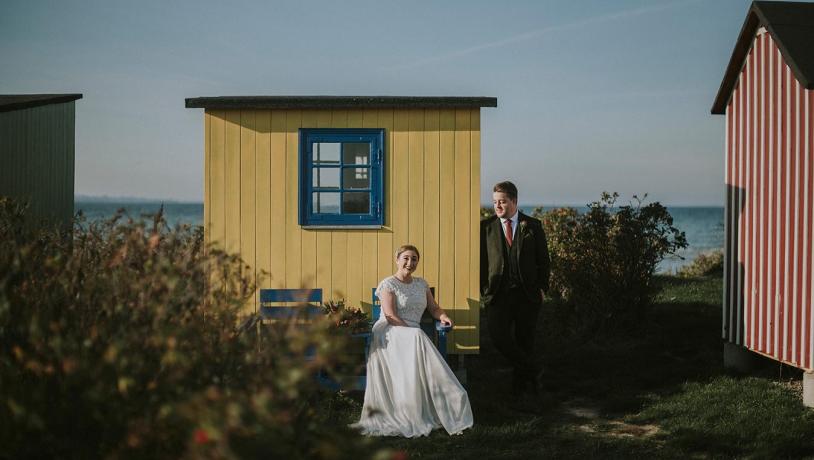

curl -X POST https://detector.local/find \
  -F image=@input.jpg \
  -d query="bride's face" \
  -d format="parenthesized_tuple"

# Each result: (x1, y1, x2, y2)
(396, 250, 419, 274)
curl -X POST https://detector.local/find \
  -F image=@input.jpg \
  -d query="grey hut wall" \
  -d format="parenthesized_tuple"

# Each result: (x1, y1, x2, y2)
(0, 102, 76, 227)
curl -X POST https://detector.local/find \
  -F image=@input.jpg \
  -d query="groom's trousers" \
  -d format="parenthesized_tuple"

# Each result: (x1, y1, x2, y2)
(485, 285, 541, 384)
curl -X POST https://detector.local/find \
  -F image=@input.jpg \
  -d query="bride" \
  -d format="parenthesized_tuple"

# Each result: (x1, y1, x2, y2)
(352, 245, 473, 437)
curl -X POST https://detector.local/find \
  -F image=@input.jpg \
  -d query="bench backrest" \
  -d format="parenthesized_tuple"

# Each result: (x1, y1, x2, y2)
(260, 288, 323, 319)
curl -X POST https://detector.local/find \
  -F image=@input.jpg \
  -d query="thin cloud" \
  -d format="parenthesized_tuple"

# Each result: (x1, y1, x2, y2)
(382, 0, 703, 72)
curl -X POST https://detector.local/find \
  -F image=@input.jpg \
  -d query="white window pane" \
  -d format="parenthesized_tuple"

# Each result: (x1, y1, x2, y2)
(313, 167, 339, 189)
(313, 192, 340, 214)
(313, 143, 340, 165)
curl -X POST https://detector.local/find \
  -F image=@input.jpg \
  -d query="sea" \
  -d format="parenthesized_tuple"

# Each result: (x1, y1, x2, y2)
(74, 201, 723, 274)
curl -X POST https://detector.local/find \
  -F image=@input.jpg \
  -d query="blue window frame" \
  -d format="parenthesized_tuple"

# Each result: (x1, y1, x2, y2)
(299, 128, 385, 227)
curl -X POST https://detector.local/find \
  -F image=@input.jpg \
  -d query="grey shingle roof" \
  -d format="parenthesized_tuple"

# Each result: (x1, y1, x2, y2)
(712, 1, 814, 114)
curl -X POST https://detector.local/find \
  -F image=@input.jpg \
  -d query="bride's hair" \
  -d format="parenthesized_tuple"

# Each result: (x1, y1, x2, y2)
(395, 244, 420, 259)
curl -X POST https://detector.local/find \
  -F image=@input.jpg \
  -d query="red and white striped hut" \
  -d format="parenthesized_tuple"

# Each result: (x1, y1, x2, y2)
(712, 0, 814, 404)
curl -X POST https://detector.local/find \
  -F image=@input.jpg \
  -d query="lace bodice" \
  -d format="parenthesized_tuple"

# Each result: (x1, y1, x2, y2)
(375, 276, 429, 327)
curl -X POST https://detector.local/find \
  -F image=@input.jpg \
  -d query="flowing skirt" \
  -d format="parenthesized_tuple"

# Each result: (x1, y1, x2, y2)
(352, 321, 473, 437)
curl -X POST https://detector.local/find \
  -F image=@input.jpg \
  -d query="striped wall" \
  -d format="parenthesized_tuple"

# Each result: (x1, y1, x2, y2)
(204, 108, 482, 354)
(724, 29, 814, 371)
(0, 102, 76, 229)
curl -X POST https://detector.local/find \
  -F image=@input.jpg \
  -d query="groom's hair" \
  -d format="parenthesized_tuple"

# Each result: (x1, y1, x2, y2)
(493, 181, 518, 201)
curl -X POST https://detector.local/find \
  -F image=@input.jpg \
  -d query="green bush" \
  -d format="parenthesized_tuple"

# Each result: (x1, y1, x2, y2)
(0, 197, 378, 459)
(677, 250, 724, 278)
(534, 193, 687, 336)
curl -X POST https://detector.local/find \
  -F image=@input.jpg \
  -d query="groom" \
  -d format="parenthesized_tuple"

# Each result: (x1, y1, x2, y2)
(480, 181, 550, 394)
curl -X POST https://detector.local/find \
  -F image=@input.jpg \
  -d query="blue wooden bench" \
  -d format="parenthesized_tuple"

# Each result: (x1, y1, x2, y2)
(259, 288, 324, 319)
(370, 287, 452, 360)
(260, 288, 373, 391)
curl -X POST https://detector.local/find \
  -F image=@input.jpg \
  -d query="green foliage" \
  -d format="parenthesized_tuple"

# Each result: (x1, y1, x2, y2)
(676, 249, 724, 278)
(534, 193, 687, 336)
(323, 300, 371, 335)
(0, 197, 377, 459)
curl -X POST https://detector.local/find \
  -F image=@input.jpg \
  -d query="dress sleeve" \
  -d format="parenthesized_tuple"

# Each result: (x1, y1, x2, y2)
(375, 277, 395, 299)
(419, 277, 430, 293)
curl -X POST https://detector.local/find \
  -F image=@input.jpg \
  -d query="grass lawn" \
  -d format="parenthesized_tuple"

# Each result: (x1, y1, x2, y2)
(328, 275, 814, 459)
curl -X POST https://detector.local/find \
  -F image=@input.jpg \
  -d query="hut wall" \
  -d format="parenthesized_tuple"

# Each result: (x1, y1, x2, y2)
(724, 30, 814, 370)
(204, 108, 481, 354)
(0, 102, 76, 228)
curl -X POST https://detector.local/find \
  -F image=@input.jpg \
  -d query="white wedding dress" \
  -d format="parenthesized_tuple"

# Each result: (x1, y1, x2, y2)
(352, 276, 473, 437)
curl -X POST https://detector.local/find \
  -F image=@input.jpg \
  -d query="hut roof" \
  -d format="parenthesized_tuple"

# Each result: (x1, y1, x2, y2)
(712, 1, 814, 114)
(185, 96, 497, 110)
(0, 94, 83, 113)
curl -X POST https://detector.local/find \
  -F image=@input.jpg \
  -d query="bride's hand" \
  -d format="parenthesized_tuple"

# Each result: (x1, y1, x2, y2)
(439, 315, 453, 328)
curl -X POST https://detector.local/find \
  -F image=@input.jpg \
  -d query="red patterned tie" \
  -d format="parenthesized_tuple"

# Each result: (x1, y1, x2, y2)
(504, 219, 513, 247)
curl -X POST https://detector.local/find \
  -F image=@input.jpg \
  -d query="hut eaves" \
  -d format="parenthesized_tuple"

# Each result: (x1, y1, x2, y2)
(185, 96, 498, 110)
(711, 1, 814, 114)
(0, 94, 83, 114)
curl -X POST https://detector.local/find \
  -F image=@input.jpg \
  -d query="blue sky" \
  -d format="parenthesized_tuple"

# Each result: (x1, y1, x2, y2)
(1, 0, 754, 205)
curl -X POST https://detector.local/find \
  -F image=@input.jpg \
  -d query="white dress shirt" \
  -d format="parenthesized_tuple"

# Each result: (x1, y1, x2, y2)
(499, 211, 518, 242)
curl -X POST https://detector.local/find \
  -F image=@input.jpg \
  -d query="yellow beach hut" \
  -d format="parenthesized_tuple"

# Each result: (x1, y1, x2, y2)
(185, 96, 497, 355)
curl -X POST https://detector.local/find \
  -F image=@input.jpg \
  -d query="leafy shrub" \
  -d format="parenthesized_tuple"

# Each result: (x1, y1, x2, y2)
(0, 197, 378, 459)
(535, 193, 687, 336)
(677, 249, 724, 278)
(323, 300, 371, 335)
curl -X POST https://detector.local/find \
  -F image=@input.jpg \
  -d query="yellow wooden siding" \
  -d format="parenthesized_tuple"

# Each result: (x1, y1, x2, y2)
(204, 108, 482, 354)
(285, 110, 302, 288)
(270, 112, 287, 288)
(361, 109, 380, 314)
(255, 111, 272, 296)
(346, 111, 364, 306)
(300, 111, 318, 292)
(0, 102, 75, 228)
(423, 109, 440, 315)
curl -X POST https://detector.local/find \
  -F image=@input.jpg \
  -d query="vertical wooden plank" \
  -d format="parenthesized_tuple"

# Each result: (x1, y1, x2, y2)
(782, 62, 792, 361)
(377, 109, 395, 285)
(316, 110, 333, 296)
(392, 109, 410, 262)
(774, 45, 783, 355)
(210, 111, 226, 251)
(794, 80, 804, 364)
(408, 109, 425, 277)
(285, 110, 302, 288)
(809, 88, 814, 370)
(438, 109, 456, 350)
(256, 111, 272, 292)
(331, 109, 348, 300)
(346, 110, 365, 306)
(756, 37, 765, 352)
(766, 39, 775, 354)
(225, 111, 241, 257)
(469, 108, 482, 353)
(270, 111, 287, 288)
(301, 110, 318, 290)
(240, 110, 257, 313)
(798, 89, 812, 368)
(204, 111, 211, 248)
(362, 108, 380, 313)
(423, 110, 440, 291)
(454, 109, 472, 353)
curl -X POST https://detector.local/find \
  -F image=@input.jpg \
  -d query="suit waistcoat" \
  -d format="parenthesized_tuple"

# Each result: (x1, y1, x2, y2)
(501, 231, 521, 289)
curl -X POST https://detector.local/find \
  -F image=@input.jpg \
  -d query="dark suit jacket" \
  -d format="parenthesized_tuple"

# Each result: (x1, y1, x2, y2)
(480, 212, 551, 306)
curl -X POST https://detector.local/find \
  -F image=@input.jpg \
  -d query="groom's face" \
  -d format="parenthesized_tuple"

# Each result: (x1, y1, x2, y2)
(492, 191, 517, 219)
